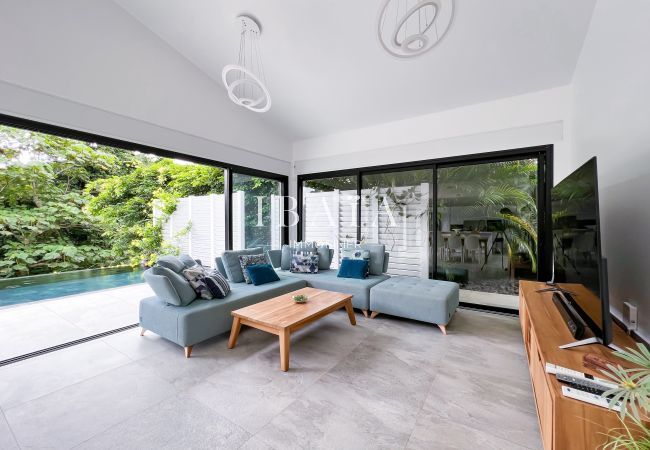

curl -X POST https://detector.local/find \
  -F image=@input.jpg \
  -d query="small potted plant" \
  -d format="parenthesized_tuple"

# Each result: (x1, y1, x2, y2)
(292, 294, 308, 304)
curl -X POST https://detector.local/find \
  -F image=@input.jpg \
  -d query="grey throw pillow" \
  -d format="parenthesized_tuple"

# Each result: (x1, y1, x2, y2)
(316, 245, 332, 270)
(281, 242, 317, 270)
(360, 243, 386, 276)
(221, 248, 263, 283)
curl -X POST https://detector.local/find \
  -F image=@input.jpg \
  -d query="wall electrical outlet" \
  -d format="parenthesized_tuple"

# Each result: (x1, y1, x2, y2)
(624, 301, 638, 332)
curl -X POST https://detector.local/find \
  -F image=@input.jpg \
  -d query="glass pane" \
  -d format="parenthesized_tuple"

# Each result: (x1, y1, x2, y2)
(232, 173, 282, 251)
(436, 159, 538, 301)
(361, 170, 433, 277)
(302, 175, 358, 269)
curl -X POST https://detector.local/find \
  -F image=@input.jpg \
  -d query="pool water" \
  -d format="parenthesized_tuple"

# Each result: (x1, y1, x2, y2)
(0, 267, 145, 307)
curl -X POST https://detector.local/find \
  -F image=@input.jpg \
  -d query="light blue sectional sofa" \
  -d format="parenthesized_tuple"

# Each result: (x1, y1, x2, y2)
(139, 245, 459, 357)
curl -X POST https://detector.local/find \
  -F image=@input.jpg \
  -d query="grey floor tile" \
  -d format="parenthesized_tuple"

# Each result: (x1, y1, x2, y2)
(0, 304, 86, 360)
(0, 340, 131, 409)
(101, 327, 179, 361)
(406, 415, 531, 450)
(422, 364, 541, 449)
(0, 410, 18, 450)
(4, 362, 176, 449)
(254, 374, 418, 450)
(76, 394, 250, 449)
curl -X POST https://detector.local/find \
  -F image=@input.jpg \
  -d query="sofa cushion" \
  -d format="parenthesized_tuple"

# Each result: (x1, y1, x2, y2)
(266, 249, 282, 268)
(178, 254, 198, 268)
(139, 275, 308, 347)
(278, 269, 389, 310)
(316, 245, 332, 270)
(291, 253, 319, 273)
(360, 244, 386, 276)
(145, 266, 196, 306)
(337, 259, 368, 279)
(247, 264, 281, 286)
(382, 252, 390, 273)
(156, 255, 186, 274)
(239, 253, 268, 284)
(221, 248, 263, 283)
(214, 257, 228, 279)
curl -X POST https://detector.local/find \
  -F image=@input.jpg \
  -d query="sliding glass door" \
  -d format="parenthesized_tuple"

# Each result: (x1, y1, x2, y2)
(435, 159, 539, 303)
(361, 170, 433, 277)
(301, 175, 358, 268)
(232, 173, 283, 251)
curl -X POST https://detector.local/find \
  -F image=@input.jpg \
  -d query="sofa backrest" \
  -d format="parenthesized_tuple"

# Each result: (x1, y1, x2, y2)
(220, 247, 264, 283)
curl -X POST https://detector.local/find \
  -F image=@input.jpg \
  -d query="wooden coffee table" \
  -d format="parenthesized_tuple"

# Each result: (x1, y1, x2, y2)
(227, 287, 356, 371)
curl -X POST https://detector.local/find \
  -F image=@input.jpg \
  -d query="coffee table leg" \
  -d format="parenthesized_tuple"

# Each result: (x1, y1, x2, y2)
(279, 328, 290, 372)
(344, 300, 357, 326)
(228, 317, 241, 349)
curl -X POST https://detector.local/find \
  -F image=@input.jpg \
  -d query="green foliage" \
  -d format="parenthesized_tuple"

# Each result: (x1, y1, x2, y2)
(233, 174, 281, 250)
(0, 125, 224, 277)
(599, 344, 650, 449)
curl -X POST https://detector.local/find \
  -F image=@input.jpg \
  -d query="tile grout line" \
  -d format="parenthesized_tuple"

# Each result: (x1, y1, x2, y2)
(244, 322, 377, 447)
(0, 404, 21, 449)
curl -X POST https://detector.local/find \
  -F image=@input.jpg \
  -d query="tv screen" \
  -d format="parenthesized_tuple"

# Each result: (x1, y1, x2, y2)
(551, 157, 612, 344)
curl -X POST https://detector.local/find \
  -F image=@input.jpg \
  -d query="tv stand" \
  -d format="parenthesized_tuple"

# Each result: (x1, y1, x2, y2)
(559, 336, 623, 352)
(519, 281, 637, 449)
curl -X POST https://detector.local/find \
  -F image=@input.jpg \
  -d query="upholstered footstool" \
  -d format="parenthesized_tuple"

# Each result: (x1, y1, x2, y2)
(369, 277, 459, 334)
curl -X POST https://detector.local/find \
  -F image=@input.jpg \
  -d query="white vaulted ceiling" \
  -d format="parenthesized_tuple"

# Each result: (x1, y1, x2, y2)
(113, 0, 596, 140)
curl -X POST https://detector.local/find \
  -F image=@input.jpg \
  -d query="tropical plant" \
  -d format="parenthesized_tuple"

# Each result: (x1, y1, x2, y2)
(599, 344, 650, 449)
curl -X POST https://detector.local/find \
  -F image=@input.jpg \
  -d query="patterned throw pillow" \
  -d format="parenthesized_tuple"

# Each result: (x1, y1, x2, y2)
(205, 269, 231, 299)
(341, 248, 371, 276)
(182, 265, 214, 299)
(239, 253, 268, 284)
(291, 253, 320, 273)
(182, 265, 231, 299)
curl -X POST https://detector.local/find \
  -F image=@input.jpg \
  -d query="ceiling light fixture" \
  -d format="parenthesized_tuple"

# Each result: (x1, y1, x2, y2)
(222, 15, 271, 113)
(377, 0, 454, 58)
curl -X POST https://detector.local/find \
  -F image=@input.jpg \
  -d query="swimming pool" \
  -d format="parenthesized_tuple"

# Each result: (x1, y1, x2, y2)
(0, 267, 145, 307)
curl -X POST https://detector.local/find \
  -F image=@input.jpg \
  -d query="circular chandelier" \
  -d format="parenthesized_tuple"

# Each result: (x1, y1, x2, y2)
(377, 0, 454, 58)
(222, 15, 271, 113)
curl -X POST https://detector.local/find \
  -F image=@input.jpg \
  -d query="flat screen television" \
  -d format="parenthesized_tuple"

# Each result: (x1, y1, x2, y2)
(551, 157, 612, 346)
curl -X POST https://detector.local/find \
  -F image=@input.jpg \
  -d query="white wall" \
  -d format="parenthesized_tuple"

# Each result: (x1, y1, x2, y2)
(289, 86, 575, 241)
(570, 0, 650, 339)
(293, 86, 575, 182)
(0, 0, 292, 172)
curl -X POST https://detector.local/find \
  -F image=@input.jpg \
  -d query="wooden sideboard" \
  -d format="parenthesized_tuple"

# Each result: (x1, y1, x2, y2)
(519, 281, 638, 450)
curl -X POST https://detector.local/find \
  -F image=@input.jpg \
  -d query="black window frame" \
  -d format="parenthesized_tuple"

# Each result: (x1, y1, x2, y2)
(0, 113, 290, 252)
(297, 145, 554, 289)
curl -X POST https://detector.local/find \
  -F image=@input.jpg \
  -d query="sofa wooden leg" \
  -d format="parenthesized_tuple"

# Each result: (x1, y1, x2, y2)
(438, 324, 447, 335)
(184, 346, 193, 358)
(370, 311, 380, 319)
(139, 327, 146, 336)
(362, 309, 369, 318)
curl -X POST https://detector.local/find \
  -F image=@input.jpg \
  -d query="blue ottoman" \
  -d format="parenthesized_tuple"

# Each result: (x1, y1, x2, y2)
(369, 277, 459, 334)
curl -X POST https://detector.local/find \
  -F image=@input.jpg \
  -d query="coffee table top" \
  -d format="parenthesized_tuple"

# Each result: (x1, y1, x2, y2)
(231, 287, 352, 330)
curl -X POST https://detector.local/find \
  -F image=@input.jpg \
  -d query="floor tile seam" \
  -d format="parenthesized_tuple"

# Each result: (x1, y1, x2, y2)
(0, 406, 21, 449)
(401, 354, 449, 450)
(0, 355, 135, 413)
(443, 416, 541, 450)
(67, 390, 246, 450)
(246, 332, 372, 446)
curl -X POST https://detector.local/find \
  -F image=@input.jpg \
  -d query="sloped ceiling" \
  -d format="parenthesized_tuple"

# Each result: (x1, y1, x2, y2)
(114, 0, 596, 140)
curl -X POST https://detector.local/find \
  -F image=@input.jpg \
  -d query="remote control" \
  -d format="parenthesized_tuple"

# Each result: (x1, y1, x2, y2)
(545, 362, 617, 389)
(561, 386, 621, 412)
(556, 373, 612, 396)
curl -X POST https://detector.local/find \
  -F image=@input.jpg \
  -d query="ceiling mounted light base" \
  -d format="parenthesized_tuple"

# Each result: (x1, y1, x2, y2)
(378, 0, 454, 58)
(222, 15, 271, 113)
